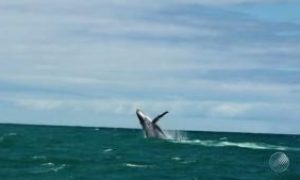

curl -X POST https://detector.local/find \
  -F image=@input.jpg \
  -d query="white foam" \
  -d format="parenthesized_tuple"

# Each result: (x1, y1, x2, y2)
(33, 155, 47, 160)
(124, 163, 149, 168)
(32, 162, 66, 174)
(42, 162, 55, 166)
(171, 157, 181, 161)
(7, 133, 17, 136)
(164, 130, 188, 141)
(52, 164, 66, 172)
(42, 163, 66, 172)
(0, 133, 18, 142)
(181, 160, 196, 164)
(164, 131, 299, 151)
(103, 148, 113, 153)
(170, 138, 300, 151)
(220, 137, 228, 140)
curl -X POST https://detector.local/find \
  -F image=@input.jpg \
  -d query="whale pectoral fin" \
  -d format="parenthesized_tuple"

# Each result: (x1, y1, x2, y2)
(154, 124, 166, 137)
(152, 111, 168, 124)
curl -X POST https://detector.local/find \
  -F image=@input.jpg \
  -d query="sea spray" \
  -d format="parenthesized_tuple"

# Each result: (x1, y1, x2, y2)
(164, 130, 188, 141)
(163, 131, 300, 151)
(169, 138, 300, 151)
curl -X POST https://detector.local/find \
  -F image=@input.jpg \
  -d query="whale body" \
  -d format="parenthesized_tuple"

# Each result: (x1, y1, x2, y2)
(136, 109, 168, 139)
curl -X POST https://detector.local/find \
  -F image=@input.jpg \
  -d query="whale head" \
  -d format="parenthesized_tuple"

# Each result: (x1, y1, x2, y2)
(136, 109, 148, 125)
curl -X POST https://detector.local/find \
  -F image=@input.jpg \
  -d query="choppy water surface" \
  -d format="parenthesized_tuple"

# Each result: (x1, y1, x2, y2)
(0, 124, 299, 179)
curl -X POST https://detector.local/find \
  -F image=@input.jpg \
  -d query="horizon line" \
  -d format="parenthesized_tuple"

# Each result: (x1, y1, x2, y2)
(1, 122, 299, 136)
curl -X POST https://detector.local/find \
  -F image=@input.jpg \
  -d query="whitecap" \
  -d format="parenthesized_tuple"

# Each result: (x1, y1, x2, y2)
(32, 155, 47, 160)
(52, 164, 66, 172)
(103, 148, 113, 153)
(181, 160, 196, 164)
(41, 163, 66, 172)
(172, 157, 181, 161)
(220, 137, 227, 140)
(170, 139, 300, 151)
(42, 162, 55, 166)
(0, 133, 17, 142)
(31, 162, 66, 174)
(7, 133, 17, 136)
(124, 163, 149, 168)
(164, 130, 188, 141)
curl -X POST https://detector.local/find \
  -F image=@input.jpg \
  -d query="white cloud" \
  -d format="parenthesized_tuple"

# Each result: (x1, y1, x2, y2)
(208, 103, 251, 117)
(0, 0, 299, 133)
(14, 99, 63, 110)
(1, 73, 298, 98)
(0, 0, 286, 7)
(7, 97, 299, 119)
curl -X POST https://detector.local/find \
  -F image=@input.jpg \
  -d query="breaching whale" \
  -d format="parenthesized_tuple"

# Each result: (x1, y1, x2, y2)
(136, 109, 168, 139)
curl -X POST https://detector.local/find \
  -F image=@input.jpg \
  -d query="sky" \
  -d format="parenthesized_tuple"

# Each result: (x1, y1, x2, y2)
(0, 0, 300, 134)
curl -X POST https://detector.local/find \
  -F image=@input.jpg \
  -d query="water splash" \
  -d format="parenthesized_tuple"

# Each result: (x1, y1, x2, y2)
(164, 130, 188, 141)
(165, 132, 300, 151)
(170, 138, 300, 151)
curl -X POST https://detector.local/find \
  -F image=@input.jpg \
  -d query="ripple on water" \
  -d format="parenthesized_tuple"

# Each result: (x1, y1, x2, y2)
(103, 148, 113, 153)
(124, 163, 150, 168)
(7, 133, 17, 136)
(31, 162, 67, 174)
(170, 139, 300, 151)
(171, 157, 181, 161)
(42, 162, 55, 167)
(0, 133, 18, 145)
(32, 155, 47, 160)
(52, 164, 66, 172)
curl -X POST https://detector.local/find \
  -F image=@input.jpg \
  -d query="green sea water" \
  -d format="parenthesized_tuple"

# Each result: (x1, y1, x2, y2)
(0, 124, 299, 180)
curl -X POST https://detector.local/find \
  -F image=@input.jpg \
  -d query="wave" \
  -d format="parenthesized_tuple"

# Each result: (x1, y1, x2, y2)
(124, 163, 150, 168)
(171, 157, 181, 161)
(32, 155, 47, 160)
(165, 131, 300, 151)
(164, 130, 188, 141)
(171, 139, 300, 151)
(0, 132, 17, 139)
(51, 164, 66, 172)
(0, 132, 18, 145)
(42, 162, 55, 166)
(31, 163, 66, 174)
(103, 148, 113, 153)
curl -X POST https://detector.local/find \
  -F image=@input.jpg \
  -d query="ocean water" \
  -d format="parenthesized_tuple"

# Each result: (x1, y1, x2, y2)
(0, 124, 299, 180)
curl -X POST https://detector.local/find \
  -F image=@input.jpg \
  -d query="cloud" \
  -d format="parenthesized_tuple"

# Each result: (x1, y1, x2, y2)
(172, 0, 289, 6)
(208, 103, 251, 117)
(0, 0, 288, 8)
(6, 97, 299, 121)
(14, 99, 63, 110)
(0, 0, 299, 133)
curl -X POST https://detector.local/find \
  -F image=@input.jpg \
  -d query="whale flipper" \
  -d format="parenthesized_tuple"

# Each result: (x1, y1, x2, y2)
(153, 124, 166, 137)
(152, 111, 168, 124)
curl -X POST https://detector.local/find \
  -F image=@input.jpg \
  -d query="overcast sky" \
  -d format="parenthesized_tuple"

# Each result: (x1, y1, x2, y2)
(0, 0, 300, 134)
